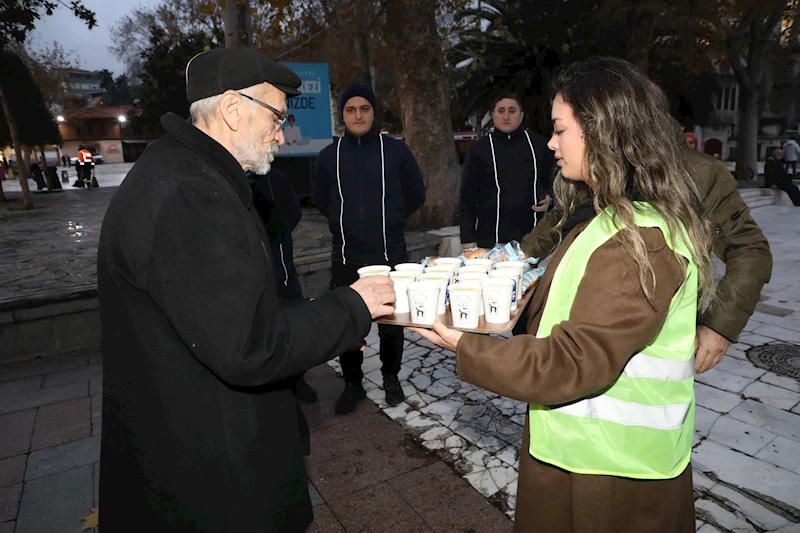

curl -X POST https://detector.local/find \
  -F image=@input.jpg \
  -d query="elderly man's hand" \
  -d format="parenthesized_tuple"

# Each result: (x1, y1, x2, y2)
(350, 276, 395, 319)
(695, 325, 731, 374)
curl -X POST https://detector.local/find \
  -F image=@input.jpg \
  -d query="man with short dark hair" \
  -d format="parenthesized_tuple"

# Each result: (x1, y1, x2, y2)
(314, 84, 426, 414)
(459, 92, 555, 250)
(766, 147, 800, 205)
(97, 48, 395, 532)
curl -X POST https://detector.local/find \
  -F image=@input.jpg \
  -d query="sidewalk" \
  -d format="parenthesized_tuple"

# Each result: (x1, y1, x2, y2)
(1, 199, 799, 532)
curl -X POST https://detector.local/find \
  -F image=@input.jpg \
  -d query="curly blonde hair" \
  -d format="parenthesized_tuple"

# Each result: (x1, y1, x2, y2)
(551, 57, 714, 308)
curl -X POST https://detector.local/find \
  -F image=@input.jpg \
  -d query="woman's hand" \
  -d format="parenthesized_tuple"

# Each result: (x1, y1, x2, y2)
(407, 318, 464, 352)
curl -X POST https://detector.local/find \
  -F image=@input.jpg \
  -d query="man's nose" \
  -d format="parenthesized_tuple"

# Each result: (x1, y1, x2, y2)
(275, 127, 285, 146)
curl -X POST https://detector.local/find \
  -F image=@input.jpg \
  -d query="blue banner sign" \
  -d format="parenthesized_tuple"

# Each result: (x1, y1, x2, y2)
(277, 62, 333, 157)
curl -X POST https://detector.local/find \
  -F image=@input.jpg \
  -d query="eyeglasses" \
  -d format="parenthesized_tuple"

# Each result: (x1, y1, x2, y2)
(238, 92, 287, 129)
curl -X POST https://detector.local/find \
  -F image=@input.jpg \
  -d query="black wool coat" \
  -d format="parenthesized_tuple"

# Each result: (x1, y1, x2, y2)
(97, 113, 372, 532)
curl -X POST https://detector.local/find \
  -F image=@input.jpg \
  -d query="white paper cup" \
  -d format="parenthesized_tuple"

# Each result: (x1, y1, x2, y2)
(407, 281, 441, 325)
(453, 280, 484, 315)
(424, 265, 457, 283)
(394, 263, 425, 276)
(465, 258, 494, 269)
(389, 272, 416, 313)
(418, 273, 450, 314)
(357, 265, 391, 278)
(449, 284, 482, 329)
(457, 273, 489, 313)
(481, 278, 514, 323)
(489, 269, 521, 310)
(458, 265, 491, 277)
(494, 261, 527, 271)
(433, 257, 463, 268)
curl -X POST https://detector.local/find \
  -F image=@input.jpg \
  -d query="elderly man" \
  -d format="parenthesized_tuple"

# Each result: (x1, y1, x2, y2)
(97, 48, 395, 532)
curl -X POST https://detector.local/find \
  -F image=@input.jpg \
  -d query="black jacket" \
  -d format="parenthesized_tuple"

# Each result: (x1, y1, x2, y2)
(97, 113, 372, 532)
(248, 169, 303, 302)
(459, 127, 554, 248)
(765, 156, 792, 189)
(313, 127, 426, 265)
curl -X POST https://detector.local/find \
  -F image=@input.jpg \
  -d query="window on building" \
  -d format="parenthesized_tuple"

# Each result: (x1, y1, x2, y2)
(723, 87, 731, 111)
(730, 87, 737, 111)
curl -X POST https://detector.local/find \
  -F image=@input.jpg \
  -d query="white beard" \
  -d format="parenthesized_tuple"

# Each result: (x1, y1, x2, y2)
(237, 134, 279, 175)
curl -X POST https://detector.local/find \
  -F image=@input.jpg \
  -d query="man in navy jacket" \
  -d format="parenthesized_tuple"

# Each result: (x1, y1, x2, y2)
(314, 84, 426, 413)
(459, 92, 555, 250)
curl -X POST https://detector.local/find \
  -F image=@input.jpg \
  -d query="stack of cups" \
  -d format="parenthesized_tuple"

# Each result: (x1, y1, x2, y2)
(464, 258, 494, 270)
(433, 257, 463, 269)
(448, 282, 482, 329)
(456, 272, 488, 315)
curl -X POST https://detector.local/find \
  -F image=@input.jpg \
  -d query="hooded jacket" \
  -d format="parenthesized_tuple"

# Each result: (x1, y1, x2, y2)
(782, 139, 799, 162)
(313, 127, 426, 265)
(97, 112, 372, 532)
(459, 126, 554, 248)
(248, 169, 303, 301)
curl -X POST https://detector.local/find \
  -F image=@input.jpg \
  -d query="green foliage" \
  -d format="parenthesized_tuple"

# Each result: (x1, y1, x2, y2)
(0, 49, 60, 146)
(99, 69, 134, 106)
(0, 0, 96, 49)
(133, 27, 215, 132)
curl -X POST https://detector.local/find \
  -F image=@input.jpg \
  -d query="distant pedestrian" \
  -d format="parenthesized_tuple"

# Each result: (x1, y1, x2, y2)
(765, 148, 800, 206)
(0, 163, 6, 181)
(782, 138, 799, 175)
(684, 132, 698, 151)
(61, 154, 67, 167)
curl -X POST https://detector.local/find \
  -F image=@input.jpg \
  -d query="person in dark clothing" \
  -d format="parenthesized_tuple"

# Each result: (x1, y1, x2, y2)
(97, 48, 395, 533)
(248, 168, 318, 402)
(314, 84, 426, 414)
(460, 92, 555, 250)
(30, 162, 47, 190)
(45, 162, 62, 190)
(61, 154, 67, 167)
(765, 148, 800, 206)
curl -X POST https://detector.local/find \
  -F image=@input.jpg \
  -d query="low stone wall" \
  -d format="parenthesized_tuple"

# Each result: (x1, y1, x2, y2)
(0, 232, 443, 365)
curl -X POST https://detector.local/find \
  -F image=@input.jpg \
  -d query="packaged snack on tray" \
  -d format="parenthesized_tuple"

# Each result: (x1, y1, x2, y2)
(459, 247, 490, 261)
(420, 256, 439, 267)
(522, 267, 546, 293)
(487, 241, 539, 265)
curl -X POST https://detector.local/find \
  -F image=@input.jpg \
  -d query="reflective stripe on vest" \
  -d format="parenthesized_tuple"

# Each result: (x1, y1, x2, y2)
(529, 203, 697, 480)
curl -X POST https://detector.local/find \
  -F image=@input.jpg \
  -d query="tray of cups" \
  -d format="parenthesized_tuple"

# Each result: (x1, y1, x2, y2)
(361, 259, 539, 334)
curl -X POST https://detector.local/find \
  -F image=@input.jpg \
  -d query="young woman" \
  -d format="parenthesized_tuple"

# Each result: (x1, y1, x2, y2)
(412, 57, 714, 532)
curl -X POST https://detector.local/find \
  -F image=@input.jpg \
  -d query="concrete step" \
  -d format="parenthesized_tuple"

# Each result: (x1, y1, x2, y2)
(739, 188, 779, 210)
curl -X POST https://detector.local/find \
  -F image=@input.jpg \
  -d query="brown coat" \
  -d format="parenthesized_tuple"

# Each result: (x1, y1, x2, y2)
(520, 150, 773, 342)
(456, 221, 695, 533)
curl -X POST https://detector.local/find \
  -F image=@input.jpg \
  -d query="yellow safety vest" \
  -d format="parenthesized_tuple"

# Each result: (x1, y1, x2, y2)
(529, 202, 697, 479)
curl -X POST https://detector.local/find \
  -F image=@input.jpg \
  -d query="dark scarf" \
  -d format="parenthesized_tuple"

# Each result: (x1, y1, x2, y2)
(561, 199, 597, 237)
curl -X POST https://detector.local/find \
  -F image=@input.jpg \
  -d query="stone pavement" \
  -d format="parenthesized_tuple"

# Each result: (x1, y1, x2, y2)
(0, 350, 512, 532)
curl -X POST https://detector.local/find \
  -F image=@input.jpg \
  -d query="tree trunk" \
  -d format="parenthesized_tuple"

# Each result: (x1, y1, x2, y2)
(224, 0, 252, 48)
(735, 85, 759, 180)
(353, 10, 373, 89)
(385, 0, 461, 230)
(39, 146, 47, 167)
(0, 82, 33, 210)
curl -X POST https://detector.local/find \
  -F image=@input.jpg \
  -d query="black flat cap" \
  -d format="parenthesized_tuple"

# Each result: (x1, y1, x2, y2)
(185, 48, 302, 103)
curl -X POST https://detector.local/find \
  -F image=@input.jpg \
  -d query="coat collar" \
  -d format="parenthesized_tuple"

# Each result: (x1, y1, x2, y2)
(160, 113, 253, 209)
(491, 125, 527, 142)
(344, 125, 380, 146)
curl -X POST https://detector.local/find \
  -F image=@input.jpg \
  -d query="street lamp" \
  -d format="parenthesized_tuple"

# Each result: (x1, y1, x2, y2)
(57, 116, 64, 122)
(118, 115, 127, 123)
